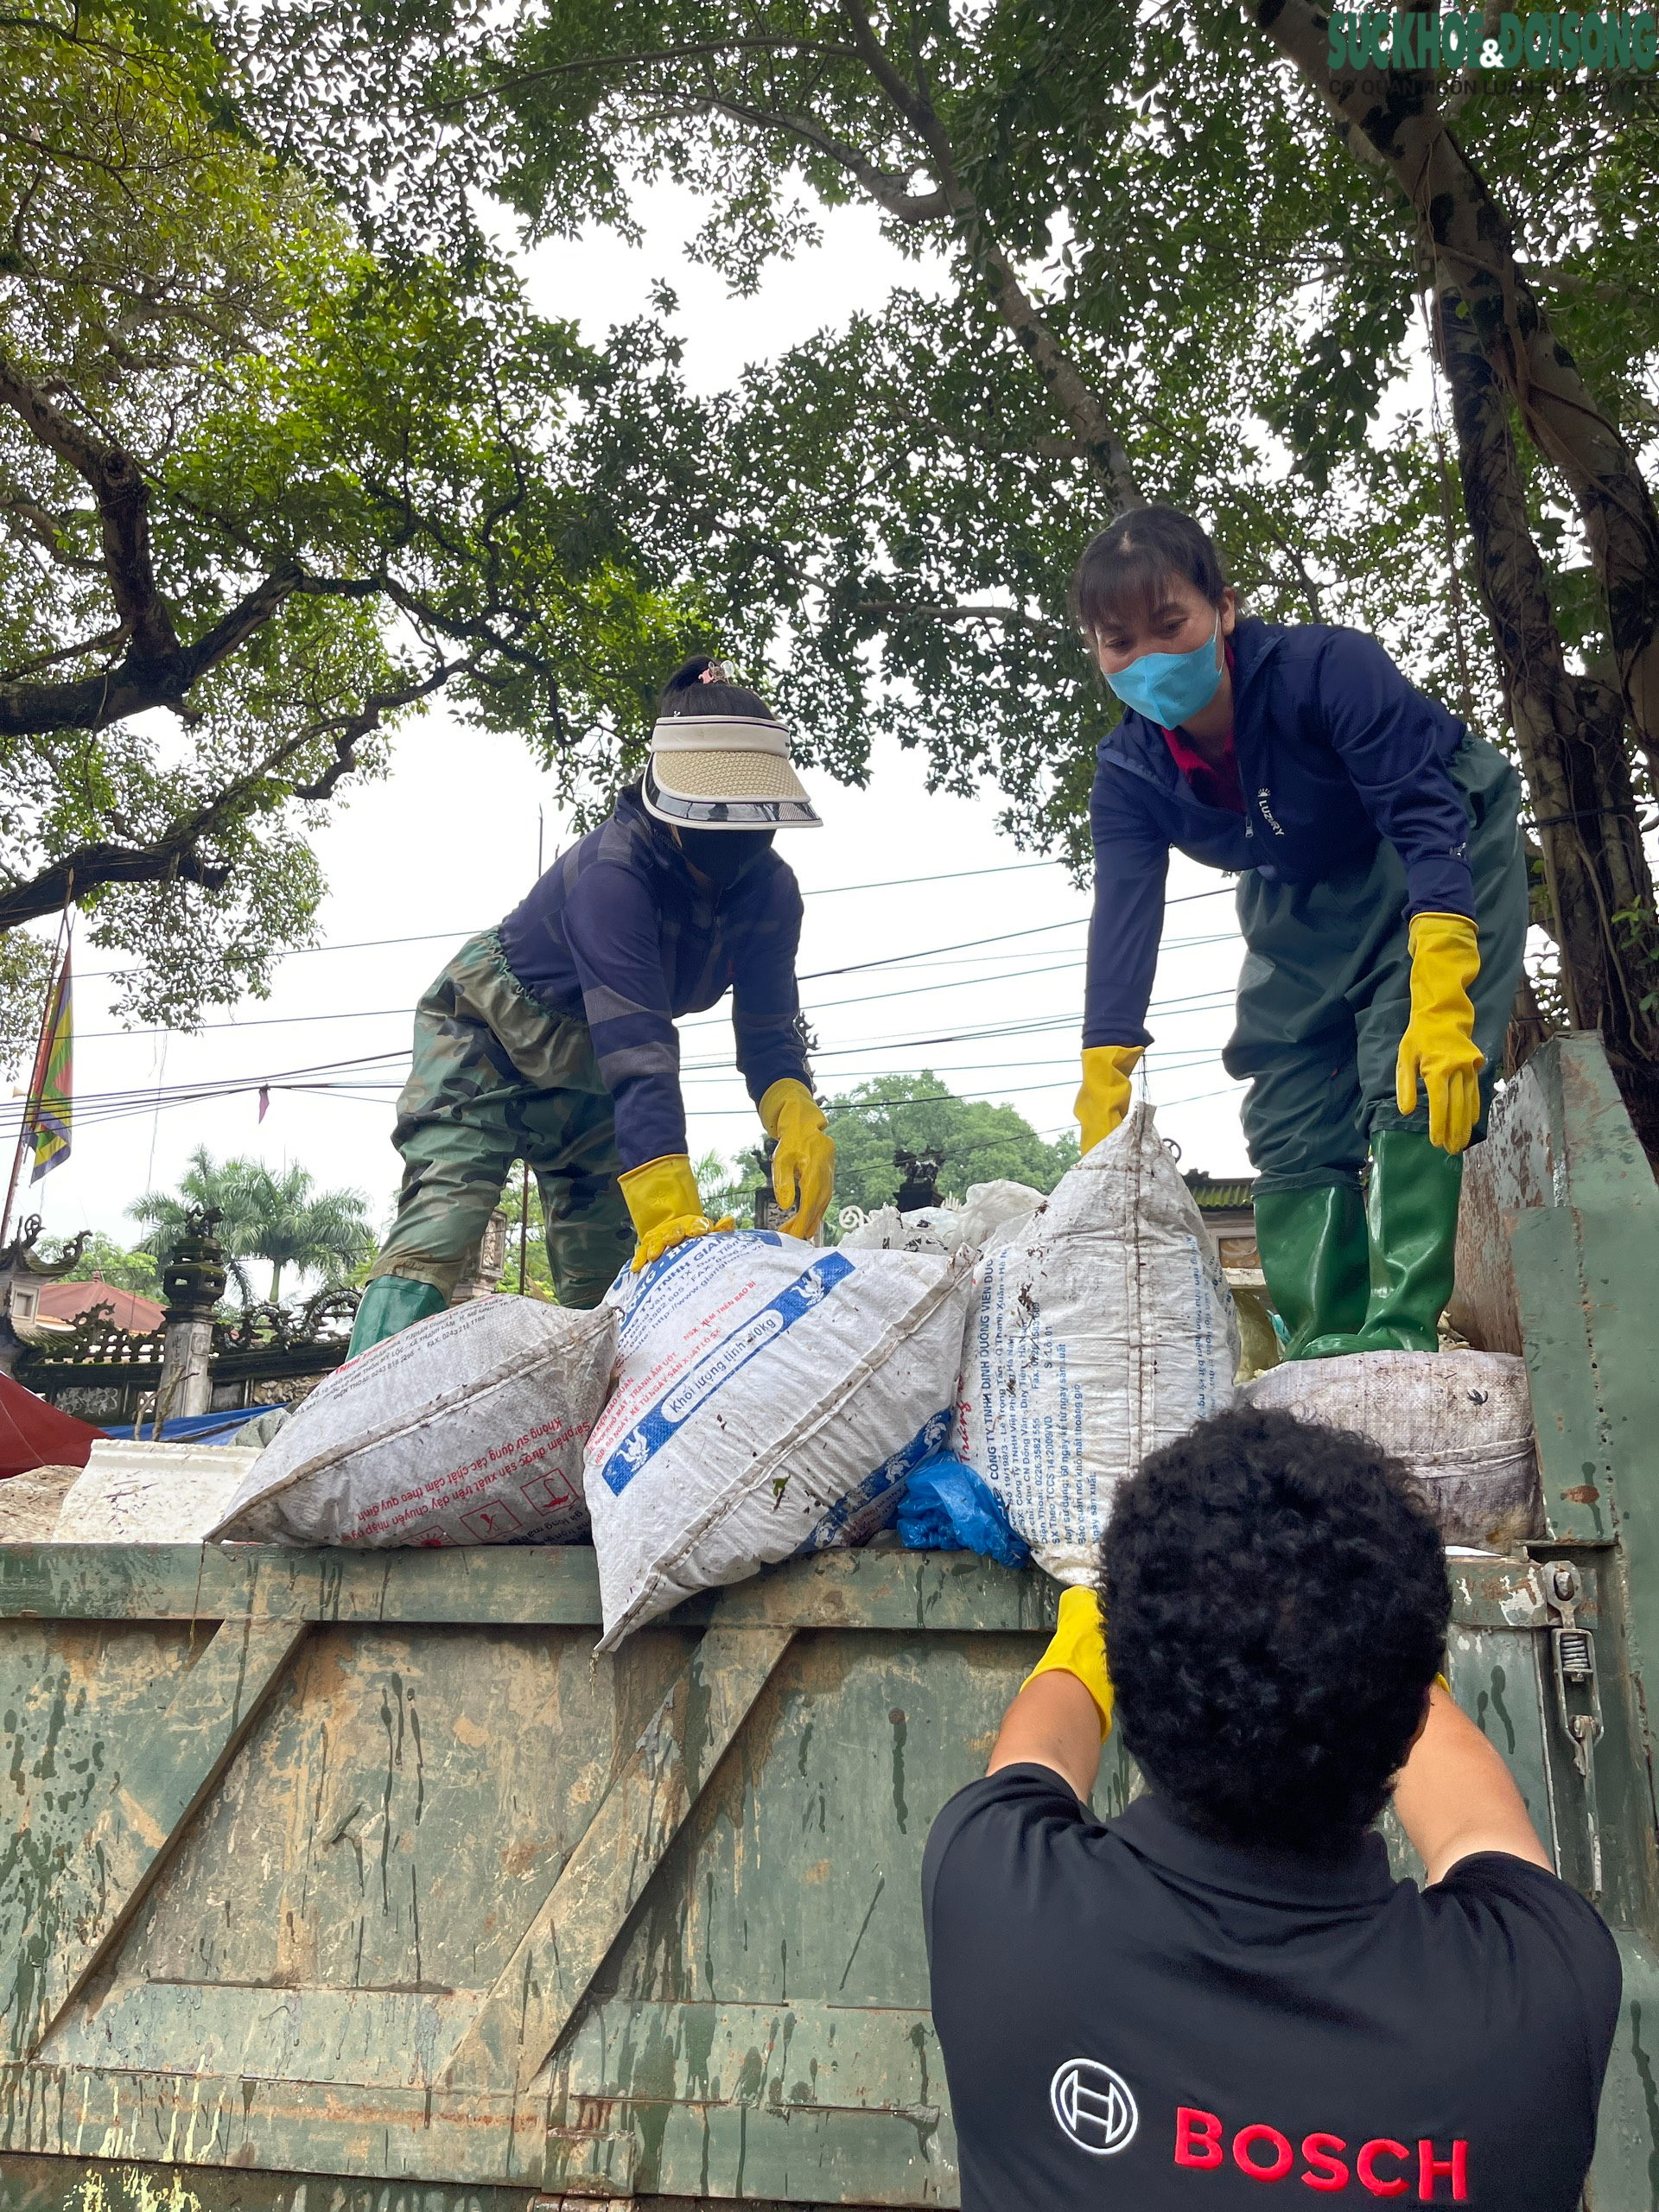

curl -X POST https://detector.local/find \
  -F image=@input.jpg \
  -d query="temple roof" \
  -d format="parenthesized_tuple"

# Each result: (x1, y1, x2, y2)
(1182, 1172, 1257, 1210)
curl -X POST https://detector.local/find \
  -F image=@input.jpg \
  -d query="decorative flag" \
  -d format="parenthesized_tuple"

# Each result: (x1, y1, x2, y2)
(26, 950, 72, 1182)
(257, 1084, 270, 1123)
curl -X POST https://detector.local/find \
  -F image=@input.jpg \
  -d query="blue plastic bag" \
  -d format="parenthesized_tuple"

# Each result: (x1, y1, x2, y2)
(897, 1451, 1032, 1571)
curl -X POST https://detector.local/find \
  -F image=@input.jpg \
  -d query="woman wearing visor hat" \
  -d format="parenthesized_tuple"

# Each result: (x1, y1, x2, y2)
(347, 658, 835, 1359)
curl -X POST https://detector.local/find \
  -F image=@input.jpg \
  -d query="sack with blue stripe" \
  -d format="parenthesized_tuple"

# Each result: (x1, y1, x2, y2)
(585, 1230, 973, 1648)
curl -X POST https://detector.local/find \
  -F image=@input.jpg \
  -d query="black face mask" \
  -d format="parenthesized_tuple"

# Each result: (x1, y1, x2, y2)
(676, 828, 775, 888)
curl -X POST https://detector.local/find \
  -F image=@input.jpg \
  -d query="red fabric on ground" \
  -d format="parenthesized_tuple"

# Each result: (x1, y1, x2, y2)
(0, 1371, 104, 1477)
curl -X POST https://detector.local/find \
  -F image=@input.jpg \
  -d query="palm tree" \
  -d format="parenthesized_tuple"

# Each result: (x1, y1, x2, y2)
(129, 1146, 266, 1301)
(130, 1149, 375, 1305)
(237, 1161, 376, 1301)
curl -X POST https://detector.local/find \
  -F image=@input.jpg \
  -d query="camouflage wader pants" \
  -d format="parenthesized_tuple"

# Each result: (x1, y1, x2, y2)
(1224, 734, 1528, 1191)
(370, 931, 634, 1311)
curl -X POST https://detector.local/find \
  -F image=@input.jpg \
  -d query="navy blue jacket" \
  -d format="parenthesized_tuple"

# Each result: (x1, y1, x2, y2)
(497, 787, 811, 1170)
(1085, 619, 1475, 1047)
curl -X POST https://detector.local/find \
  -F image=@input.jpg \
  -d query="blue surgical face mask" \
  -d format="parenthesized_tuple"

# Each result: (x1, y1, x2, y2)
(1103, 610, 1224, 729)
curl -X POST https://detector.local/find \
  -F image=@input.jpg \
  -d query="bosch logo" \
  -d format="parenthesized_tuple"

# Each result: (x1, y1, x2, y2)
(1051, 2058, 1139, 2156)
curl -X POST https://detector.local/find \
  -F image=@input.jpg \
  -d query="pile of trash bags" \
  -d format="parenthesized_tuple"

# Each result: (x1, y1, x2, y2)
(38, 1103, 1542, 1642)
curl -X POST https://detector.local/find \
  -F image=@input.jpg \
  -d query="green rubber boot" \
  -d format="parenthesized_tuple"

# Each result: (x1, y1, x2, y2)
(1302, 1129, 1464, 1357)
(346, 1274, 448, 1360)
(1253, 1185, 1370, 1361)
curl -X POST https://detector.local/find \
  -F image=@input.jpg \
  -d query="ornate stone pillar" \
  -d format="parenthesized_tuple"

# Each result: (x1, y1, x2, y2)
(749, 1146, 789, 1234)
(157, 1209, 227, 1423)
(449, 1208, 510, 1303)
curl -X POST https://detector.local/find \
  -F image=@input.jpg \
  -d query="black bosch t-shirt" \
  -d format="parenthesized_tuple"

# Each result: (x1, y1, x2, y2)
(923, 1766, 1620, 2210)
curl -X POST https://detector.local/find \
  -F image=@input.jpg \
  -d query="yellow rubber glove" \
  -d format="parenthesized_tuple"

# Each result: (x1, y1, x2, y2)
(620, 1154, 734, 1272)
(1021, 1586, 1115, 1741)
(760, 1077, 836, 1242)
(1075, 1045, 1145, 1156)
(1395, 912, 1484, 1154)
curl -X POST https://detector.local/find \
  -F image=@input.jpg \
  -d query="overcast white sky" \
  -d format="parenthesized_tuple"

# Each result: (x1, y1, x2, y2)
(3, 181, 1252, 1263)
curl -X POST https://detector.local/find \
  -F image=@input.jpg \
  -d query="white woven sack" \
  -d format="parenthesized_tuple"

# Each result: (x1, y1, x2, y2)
(954, 1104, 1239, 1586)
(954, 1180, 1046, 1249)
(209, 1296, 614, 1546)
(1243, 1348, 1541, 1548)
(585, 1230, 972, 1648)
(842, 1180, 1046, 1259)
(840, 1205, 956, 1255)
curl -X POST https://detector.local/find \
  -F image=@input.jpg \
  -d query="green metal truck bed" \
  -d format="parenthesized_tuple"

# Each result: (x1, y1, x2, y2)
(0, 1541, 1608, 2212)
(0, 1033, 1654, 2211)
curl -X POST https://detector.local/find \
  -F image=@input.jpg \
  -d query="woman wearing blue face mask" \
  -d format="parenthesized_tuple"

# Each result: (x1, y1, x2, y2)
(1071, 506, 1528, 1358)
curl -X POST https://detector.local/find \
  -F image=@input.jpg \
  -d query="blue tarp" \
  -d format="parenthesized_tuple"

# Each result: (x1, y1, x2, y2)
(99, 1404, 284, 1445)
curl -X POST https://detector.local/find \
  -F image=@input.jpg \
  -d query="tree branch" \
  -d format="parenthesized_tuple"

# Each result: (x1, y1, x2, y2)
(1434, 272, 1659, 1088)
(0, 565, 298, 735)
(0, 345, 180, 661)
(0, 840, 231, 930)
(0, 653, 467, 929)
(0, 489, 103, 572)
(1259, 527, 1326, 623)
(838, 0, 1143, 509)
(1525, 264, 1636, 307)
(702, 95, 948, 222)
(291, 659, 463, 802)
(854, 596, 1068, 642)
(0, 622, 128, 680)
(444, 35, 862, 113)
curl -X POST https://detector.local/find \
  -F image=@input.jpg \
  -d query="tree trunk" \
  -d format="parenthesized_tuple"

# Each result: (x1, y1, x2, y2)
(1505, 972, 1554, 1078)
(1435, 283, 1659, 1154)
(269, 1261, 283, 1304)
(1246, 0, 1659, 785)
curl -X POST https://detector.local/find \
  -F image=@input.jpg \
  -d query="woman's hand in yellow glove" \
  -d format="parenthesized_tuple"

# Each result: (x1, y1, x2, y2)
(620, 1154, 734, 1272)
(1395, 912, 1484, 1154)
(760, 1078, 836, 1241)
(1075, 1046, 1144, 1156)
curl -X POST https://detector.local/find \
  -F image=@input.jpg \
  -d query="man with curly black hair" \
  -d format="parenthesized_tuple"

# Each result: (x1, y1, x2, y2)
(924, 1406, 1620, 2210)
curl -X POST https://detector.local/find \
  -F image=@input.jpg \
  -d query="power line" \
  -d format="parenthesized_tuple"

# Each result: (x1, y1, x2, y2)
(13, 987, 1239, 1132)
(73, 917, 1243, 1043)
(73, 856, 1084, 983)
(1156, 1082, 1245, 1109)
(0, 1034, 1243, 1138)
(689, 931, 1240, 1028)
(797, 892, 1231, 985)
(0, 1067, 1166, 1142)
(678, 998, 1237, 1077)
(0, 1048, 410, 1131)
(13, 887, 1247, 1144)
(805, 858, 1066, 898)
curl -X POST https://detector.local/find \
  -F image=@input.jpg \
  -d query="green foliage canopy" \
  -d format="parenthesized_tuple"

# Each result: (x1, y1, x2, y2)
(38, 1230, 160, 1297)
(820, 1070, 1077, 1235)
(0, 0, 701, 1064)
(255, 0, 1504, 866)
(232, 0, 1659, 863)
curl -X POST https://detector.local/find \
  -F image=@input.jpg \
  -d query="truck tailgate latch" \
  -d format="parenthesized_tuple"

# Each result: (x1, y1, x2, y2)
(1544, 1559, 1604, 1895)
